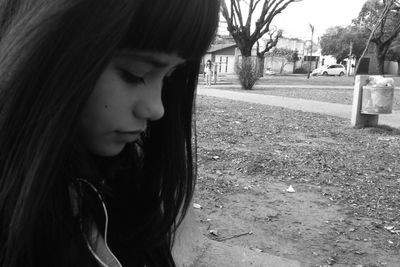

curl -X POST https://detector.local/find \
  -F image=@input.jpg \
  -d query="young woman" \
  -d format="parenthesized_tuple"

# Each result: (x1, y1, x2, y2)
(0, 0, 219, 266)
(205, 59, 213, 86)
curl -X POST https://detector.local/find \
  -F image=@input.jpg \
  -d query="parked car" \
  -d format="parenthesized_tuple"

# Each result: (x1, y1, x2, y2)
(311, 64, 346, 76)
(265, 68, 276, 75)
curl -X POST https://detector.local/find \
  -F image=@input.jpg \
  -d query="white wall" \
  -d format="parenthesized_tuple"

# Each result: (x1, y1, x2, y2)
(215, 55, 236, 74)
(320, 55, 336, 66)
(203, 54, 212, 62)
(384, 61, 398, 75)
(264, 56, 294, 73)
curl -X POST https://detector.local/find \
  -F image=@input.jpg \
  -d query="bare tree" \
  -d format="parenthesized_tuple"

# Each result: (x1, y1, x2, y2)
(256, 27, 282, 76)
(221, 0, 303, 80)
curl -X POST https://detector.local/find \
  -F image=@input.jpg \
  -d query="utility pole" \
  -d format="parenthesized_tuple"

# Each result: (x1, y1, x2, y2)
(307, 24, 314, 79)
(347, 41, 353, 76)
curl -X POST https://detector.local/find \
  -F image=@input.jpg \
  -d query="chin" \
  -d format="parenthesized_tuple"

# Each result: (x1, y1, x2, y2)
(90, 143, 126, 157)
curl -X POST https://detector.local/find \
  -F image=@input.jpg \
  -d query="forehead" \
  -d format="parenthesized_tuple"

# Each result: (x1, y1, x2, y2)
(114, 50, 185, 67)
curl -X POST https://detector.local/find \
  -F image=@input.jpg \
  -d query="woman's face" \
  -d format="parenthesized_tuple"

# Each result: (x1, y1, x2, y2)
(79, 50, 185, 156)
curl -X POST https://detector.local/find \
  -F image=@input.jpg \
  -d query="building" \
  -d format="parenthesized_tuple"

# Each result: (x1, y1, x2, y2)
(275, 37, 304, 53)
(264, 36, 321, 74)
(202, 36, 322, 75)
(203, 43, 237, 74)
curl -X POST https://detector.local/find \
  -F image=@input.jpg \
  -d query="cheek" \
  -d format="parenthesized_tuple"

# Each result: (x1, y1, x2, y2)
(79, 68, 122, 135)
(80, 92, 112, 133)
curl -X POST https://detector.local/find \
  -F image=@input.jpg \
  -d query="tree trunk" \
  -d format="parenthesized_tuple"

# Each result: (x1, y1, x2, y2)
(397, 60, 400, 75)
(238, 42, 252, 57)
(376, 41, 391, 75)
(280, 59, 286, 74)
(256, 56, 265, 77)
(377, 56, 385, 74)
(377, 43, 386, 74)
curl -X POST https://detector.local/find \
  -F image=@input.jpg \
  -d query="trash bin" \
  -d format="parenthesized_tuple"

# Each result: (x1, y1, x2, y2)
(361, 84, 394, 114)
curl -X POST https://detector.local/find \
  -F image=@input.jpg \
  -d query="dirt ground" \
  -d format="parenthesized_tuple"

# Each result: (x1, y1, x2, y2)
(193, 95, 400, 267)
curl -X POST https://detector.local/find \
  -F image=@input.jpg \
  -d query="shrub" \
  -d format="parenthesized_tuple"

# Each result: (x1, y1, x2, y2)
(293, 67, 307, 74)
(237, 57, 259, 90)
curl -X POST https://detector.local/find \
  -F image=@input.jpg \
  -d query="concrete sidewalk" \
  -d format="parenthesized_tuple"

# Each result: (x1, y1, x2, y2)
(199, 83, 354, 89)
(197, 87, 400, 129)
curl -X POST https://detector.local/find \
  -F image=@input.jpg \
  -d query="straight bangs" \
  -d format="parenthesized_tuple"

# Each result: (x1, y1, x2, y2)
(120, 0, 219, 59)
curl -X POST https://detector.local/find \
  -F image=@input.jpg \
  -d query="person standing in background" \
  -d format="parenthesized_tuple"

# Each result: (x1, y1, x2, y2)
(205, 59, 213, 86)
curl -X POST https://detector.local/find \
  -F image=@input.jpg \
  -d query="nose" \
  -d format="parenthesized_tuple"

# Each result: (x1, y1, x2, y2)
(133, 81, 165, 121)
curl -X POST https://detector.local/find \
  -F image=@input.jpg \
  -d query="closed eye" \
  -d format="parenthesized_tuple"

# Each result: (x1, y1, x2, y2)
(118, 69, 145, 85)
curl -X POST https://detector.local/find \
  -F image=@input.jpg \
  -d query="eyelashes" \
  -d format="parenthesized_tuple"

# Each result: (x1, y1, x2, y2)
(118, 69, 145, 85)
(117, 65, 182, 86)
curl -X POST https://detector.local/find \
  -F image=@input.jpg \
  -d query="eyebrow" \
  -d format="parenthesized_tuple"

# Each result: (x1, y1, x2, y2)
(116, 52, 180, 68)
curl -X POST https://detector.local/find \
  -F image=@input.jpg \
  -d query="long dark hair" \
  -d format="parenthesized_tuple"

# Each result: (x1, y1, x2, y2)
(0, 0, 219, 266)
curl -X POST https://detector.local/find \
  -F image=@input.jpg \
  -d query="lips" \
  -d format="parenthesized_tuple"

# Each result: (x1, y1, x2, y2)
(115, 130, 143, 142)
(116, 128, 144, 134)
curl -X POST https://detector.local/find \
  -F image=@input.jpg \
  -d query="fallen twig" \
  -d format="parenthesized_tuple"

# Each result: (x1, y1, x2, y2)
(214, 231, 253, 242)
(376, 196, 383, 209)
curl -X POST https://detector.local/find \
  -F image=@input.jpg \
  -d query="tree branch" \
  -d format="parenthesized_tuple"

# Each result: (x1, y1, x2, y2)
(232, 0, 244, 28)
(258, 22, 273, 37)
(258, 0, 280, 30)
(256, 0, 295, 40)
(246, 0, 255, 29)
(220, 0, 233, 28)
(220, 0, 242, 48)
(252, 0, 262, 12)
(252, 0, 274, 40)
(245, 0, 262, 30)
(259, 0, 276, 22)
(383, 21, 400, 46)
(258, 29, 282, 55)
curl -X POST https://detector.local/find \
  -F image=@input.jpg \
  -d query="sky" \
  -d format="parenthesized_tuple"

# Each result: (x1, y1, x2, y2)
(219, 0, 368, 41)
(273, 0, 367, 39)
